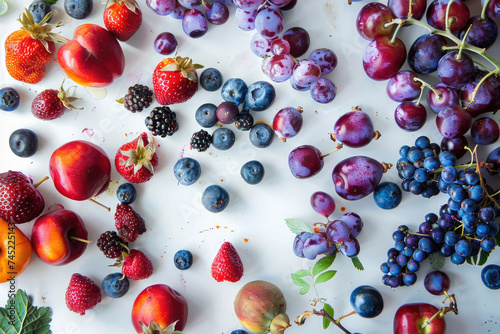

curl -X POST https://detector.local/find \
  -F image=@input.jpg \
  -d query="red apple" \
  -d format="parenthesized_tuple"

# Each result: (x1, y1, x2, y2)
(394, 303, 446, 334)
(58, 24, 125, 87)
(131, 284, 188, 333)
(31, 209, 88, 266)
(49, 140, 111, 201)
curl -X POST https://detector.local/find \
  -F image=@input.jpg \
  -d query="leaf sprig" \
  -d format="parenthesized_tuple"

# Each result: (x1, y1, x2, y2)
(0, 290, 52, 334)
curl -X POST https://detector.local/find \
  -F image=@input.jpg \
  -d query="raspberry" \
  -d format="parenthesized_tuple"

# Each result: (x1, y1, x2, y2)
(124, 84, 153, 113)
(145, 106, 179, 137)
(190, 129, 212, 152)
(114, 203, 146, 242)
(96, 231, 128, 259)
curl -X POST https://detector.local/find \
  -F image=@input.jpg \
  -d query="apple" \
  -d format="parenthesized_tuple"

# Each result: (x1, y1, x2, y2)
(49, 140, 111, 201)
(58, 24, 125, 87)
(393, 303, 446, 334)
(0, 218, 33, 283)
(131, 284, 188, 333)
(31, 209, 89, 266)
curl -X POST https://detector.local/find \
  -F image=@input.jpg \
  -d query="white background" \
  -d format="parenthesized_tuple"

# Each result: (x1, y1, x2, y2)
(1, 0, 500, 333)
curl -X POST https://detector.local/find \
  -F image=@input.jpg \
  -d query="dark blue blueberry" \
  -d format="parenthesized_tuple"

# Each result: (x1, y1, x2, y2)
(28, 0, 52, 23)
(9, 129, 38, 158)
(221, 78, 247, 106)
(249, 123, 273, 148)
(415, 136, 431, 149)
(423, 156, 440, 172)
(439, 151, 456, 167)
(202, 185, 229, 213)
(349, 285, 384, 318)
(64, 0, 93, 20)
(174, 157, 201, 186)
(403, 272, 417, 286)
(200, 68, 223, 91)
(0, 87, 20, 111)
(444, 231, 460, 246)
(399, 145, 410, 158)
(244, 81, 275, 111)
(102, 272, 130, 298)
(174, 250, 193, 270)
(212, 127, 235, 150)
(116, 183, 137, 204)
(240, 160, 265, 185)
(235, 111, 254, 131)
(481, 264, 500, 289)
(373, 181, 402, 210)
(450, 252, 465, 265)
(231, 330, 249, 334)
(195, 103, 218, 128)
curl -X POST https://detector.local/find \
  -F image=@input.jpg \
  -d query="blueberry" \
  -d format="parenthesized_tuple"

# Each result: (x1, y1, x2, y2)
(195, 103, 218, 128)
(174, 157, 201, 186)
(231, 331, 249, 334)
(249, 123, 274, 148)
(481, 264, 500, 289)
(235, 111, 254, 131)
(202, 185, 229, 213)
(28, 0, 52, 23)
(200, 68, 223, 91)
(9, 129, 38, 158)
(221, 78, 247, 106)
(245, 81, 275, 111)
(102, 273, 130, 298)
(64, 0, 93, 20)
(373, 182, 402, 210)
(0, 87, 20, 111)
(174, 250, 193, 270)
(116, 183, 137, 204)
(349, 285, 384, 318)
(212, 127, 235, 150)
(240, 160, 265, 185)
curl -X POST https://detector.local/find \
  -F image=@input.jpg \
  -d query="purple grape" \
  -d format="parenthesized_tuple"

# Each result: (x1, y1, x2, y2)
(146, 0, 176, 15)
(289, 75, 309, 92)
(339, 212, 363, 237)
(308, 48, 337, 75)
(255, 8, 283, 39)
(363, 36, 407, 81)
(266, 54, 295, 83)
(235, 8, 258, 31)
(326, 220, 350, 244)
(204, 1, 229, 25)
(386, 71, 421, 102)
(436, 105, 472, 139)
(356, 2, 396, 41)
(310, 78, 337, 104)
(471, 117, 499, 145)
(486, 147, 500, 175)
(424, 270, 451, 295)
(182, 8, 208, 38)
(388, 0, 426, 20)
(293, 231, 312, 258)
(178, 0, 201, 9)
(154, 32, 178, 55)
(271, 38, 290, 56)
(394, 102, 427, 132)
(251, 33, 274, 57)
(216, 101, 239, 124)
(282, 27, 310, 58)
(288, 145, 324, 179)
(459, 15, 498, 49)
(292, 59, 321, 87)
(441, 136, 468, 159)
(332, 109, 376, 148)
(272, 107, 303, 140)
(483, 0, 500, 20)
(427, 82, 460, 114)
(302, 233, 329, 260)
(461, 69, 500, 118)
(340, 235, 360, 258)
(280, 0, 296, 10)
(426, 0, 470, 33)
(233, 0, 265, 11)
(437, 51, 474, 88)
(408, 34, 447, 75)
(267, 0, 291, 7)
(171, 1, 189, 19)
(310, 191, 336, 218)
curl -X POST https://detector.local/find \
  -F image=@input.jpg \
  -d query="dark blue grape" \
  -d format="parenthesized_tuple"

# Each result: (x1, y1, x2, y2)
(424, 270, 450, 295)
(401, 246, 414, 258)
(407, 147, 423, 162)
(380, 262, 390, 273)
(441, 166, 458, 183)
(399, 145, 410, 157)
(468, 185, 485, 202)
(425, 213, 439, 224)
(349, 285, 384, 318)
(455, 239, 472, 257)
(440, 244, 454, 257)
(396, 254, 408, 266)
(401, 164, 416, 179)
(479, 207, 496, 223)
(395, 241, 406, 252)
(439, 151, 456, 167)
(448, 198, 461, 211)
(413, 168, 428, 182)
(405, 234, 419, 248)
(438, 214, 454, 231)
(476, 224, 490, 238)
(403, 272, 417, 286)
(418, 237, 435, 253)
(431, 227, 445, 243)
(419, 222, 432, 234)
(293, 232, 312, 257)
(415, 136, 431, 149)
(451, 252, 465, 265)
(444, 231, 460, 246)
(408, 34, 446, 74)
(413, 249, 427, 262)
(448, 185, 466, 202)
(407, 259, 420, 272)
(461, 198, 477, 214)
(409, 180, 425, 195)
(387, 248, 399, 259)
(480, 236, 497, 251)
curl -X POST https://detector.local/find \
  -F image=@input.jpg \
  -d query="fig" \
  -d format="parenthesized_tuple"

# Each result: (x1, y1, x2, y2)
(234, 280, 291, 334)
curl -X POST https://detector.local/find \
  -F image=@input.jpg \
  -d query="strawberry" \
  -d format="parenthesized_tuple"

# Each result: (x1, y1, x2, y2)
(211, 241, 244, 283)
(122, 249, 153, 280)
(0, 171, 47, 224)
(5, 9, 66, 84)
(65, 273, 102, 315)
(103, 0, 142, 42)
(152, 56, 203, 105)
(115, 133, 158, 183)
(114, 203, 146, 242)
(31, 80, 81, 120)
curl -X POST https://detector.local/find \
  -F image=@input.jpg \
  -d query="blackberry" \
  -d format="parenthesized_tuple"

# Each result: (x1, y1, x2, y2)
(235, 111, 254, 131)
(145, 106, 179, 137)
(123, 84, 153, 113)
(190, 129, 212, 152)
(96, 231, 128, 259)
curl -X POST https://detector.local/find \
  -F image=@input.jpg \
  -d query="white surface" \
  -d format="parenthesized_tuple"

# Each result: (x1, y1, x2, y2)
(1, 1, 500, 333)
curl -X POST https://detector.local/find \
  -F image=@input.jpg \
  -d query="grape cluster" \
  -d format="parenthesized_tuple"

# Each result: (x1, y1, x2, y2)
(293, 212, 364, 260)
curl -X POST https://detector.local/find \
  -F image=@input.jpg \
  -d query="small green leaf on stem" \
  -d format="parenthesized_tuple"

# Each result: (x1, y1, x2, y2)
(285, 218, 313, 234)
(0, 290, 52, 334)
(291, 275, 310, 287)
(45, 0, 58, 5)
(312, 254, 336, 276)
(299, 286, 311, 295)
(351, 256, 364, 271)
(322, 303, 334, 330)
(293, 269, 311, 278)
(315, 270, 337, 284)
(429, 252, 445, 270)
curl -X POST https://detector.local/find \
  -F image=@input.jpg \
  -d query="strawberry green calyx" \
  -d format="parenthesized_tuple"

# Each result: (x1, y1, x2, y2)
(270, 313, 292, 334)
(119, 136, 156, 175)
(18, 9, 67, 52)
(139, 320, 185, 334)
(106, 0, 140, 13)
(161, 56, 204, 83)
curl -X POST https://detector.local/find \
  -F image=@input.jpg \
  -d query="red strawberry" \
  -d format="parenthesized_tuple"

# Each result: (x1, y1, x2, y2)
(31, 80, 81, 120)
(103, 0, 142, 42)
(114, 203, 146, 242)
(65, 273, 102, 315)
(0, 171, 47, 224)
(211, 241, 244, 283)
(122, 249, 153, 280)
(115, 133, 158, 183)
(152, 56, 203, 105)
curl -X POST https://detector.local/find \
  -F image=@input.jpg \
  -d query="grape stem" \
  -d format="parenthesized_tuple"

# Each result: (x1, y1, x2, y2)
(444, 0, 456, 33)
(456, 24, 472, 60)
(482, 0, 492, 20)
(390, 21, 404, 45)
(413, 77, 441, 99)
(295, 308, 353, 334)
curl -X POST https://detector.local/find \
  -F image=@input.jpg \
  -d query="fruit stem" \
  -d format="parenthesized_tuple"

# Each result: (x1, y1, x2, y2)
(456, 24, 472, 60)
(88, 198, 111, 212)
(381, 162, 393, 173)
(413, 77, 441, 99)
(421, 308, 442, 329)
(33, 176, 49, 188)
(335, 310, 356, 323)
(390, 21, 403, 45)
(444, 0, 456, 32)
(482, 0, 492, 20)
(373, 131, 381, 141)
(70, 236, 93, 244)
(465, 69, 499, 110)
(294, 309, 353, 334)
(321, 143, 343, 158)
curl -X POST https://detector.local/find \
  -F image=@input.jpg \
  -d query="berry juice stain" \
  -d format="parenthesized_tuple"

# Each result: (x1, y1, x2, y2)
(341, 206, 346, 212)
(82, 128, 94, 139)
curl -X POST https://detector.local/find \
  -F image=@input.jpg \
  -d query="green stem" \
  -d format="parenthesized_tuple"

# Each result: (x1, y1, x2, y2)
(421, 309, 443, 329)
(465, 69, 500, 109)
(390, 21, 403, 44)
(321, 143, 343, 158)
(457, 24, 472, 60)
(482, 0, 492, 20)
(445, 0, 455, 32)
(413, 77, 441, 98)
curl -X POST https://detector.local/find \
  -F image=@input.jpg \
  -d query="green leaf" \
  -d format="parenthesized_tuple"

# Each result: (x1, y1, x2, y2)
(429, 252, 445, 270)
(292, 269, 311, 278)
(315, 270, 337, 284)
(467, 249, 492, 266)
(351, 256, 364, 271)
(299, 286, 311, 295)
(45, 0, 58, 5)
(322, 303, 334, 330)
(291, 275, 310, 287)
(285, 218, 313, 234)
(0, 290, 52, 334)
(312, 254, 336, 276)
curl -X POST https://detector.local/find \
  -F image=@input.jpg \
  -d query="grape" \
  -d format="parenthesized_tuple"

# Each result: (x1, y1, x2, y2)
(386, 71, 421, 102)
(308, 48, 337, 75)
(288, 145, 324, 179)
(326, 220, 351, 244)
(310, 78, 337, 104)
(282, 27, 310, 58)
(332, 109, 377, 148)
(266, 54, 295, 82)
(455, 239, 472, 257)
(146, 0, 176, 16)
(293, 231, 312, 258)
(272, 107, 303, 140)
(483, 0, 500, 20)
(436, 105, 472, 139)
(394, 102, 427, 132)
(388, 0, 426, 20)
(250, 33, 273, 57)
(356, 2, 396, 40)
(216, 101, 239, 124)
(459, 15, 498, 50)
(441, 136, 468, 159)
(154, 32, 178, 55)
(267, 0, 291, 7)
(363, 36, 407, 81)
(340, 212, 363, 237)
(289, 75, 310, 92)
(471, 117, 499, 145)
(255, 8, 283, 39)
(461, 70, 500, 118)
(426, 0, 470, 33)
(204, 1, 229, 25)
(424, 270, 450, 295)
(182, 8, 208, 38)
(310, 191, 336, 218)
(233, 0, 264, 11)
(302, 233, 329, 260)
(437, 51, 474, 88)
(339, 235, 360, 258)
(451, 252, 465, 265)
(270, 38, 290, 55)
(292, 59, 321, 87)
(178, 0, 201, 9)
(408, 34, 447, 74)
(235, 8, 258, 31)
(171, 0, 189, 19)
